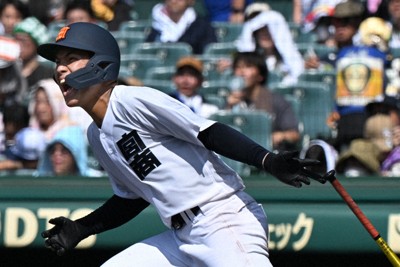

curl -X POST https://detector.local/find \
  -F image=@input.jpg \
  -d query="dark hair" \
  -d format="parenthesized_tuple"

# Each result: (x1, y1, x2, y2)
(0, 0, 30, 18)
(3, 102, 29, 125)
(63, 0, 95, 20)
(232, 51, 268, 84)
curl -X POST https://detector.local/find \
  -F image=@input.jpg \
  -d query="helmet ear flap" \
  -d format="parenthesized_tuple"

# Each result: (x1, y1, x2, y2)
(65, 55, 119, 89)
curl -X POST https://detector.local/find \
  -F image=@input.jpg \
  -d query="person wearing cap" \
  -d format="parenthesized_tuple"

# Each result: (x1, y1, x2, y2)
(146, 0, 217, 54)
(169, 56, 219, 118)
(329, 10, 392, 153)
(226, 51, 301, 151)
(304, 0, 366, 70)
(336, 113, 394, 177)
(13, 16, 53, 90)
(235, 3, 304, 85)
(0, 127, 46, 174)
(36, 22, 323, 265)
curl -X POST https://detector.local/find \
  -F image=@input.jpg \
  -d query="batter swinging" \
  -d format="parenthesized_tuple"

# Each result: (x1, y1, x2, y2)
(38, 22, 323, 267)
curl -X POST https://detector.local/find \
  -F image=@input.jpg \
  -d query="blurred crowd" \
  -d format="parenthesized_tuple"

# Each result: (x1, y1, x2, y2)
(1, 0, 400, 178)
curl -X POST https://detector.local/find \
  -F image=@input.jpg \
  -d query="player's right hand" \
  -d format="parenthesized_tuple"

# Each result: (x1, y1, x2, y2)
(263, 151, 325, 187)
(41, 216, 89, 256)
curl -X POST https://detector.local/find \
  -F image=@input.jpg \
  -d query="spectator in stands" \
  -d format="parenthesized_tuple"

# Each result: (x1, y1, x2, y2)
(28, 79, 75, 142)
(146, 0, 217, 54)
(63, 0, 97, 25)
(226, 51, 300, 151)
(0, 0, 29, 36)
(0, 36, 28, 153)
(202, 0, 254, 23)
(292, 0, 343, 25)
(336, 113, 394, 177)
(302, 3, 336, 48)
(169, 56, 219, 118)
(0, 35, 27, 104)
(329, 16, 391, 152)
(91, 0, 132, 31)
(37, 126, 104, 177)
(2, 101, 29, 151)
(0, 127, 46, 174)
(366, 95, 400, 176)
(304, 0, 365, 70)
(235, 2, 304, 85)
(387, 0, 400, 49)
(13, 17, 53, 90)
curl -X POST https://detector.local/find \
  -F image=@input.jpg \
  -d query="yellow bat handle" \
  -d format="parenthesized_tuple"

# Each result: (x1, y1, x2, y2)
(375, 236, 400, 267)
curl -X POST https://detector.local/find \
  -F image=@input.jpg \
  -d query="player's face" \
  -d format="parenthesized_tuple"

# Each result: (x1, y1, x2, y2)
(54, 48, 93, 107)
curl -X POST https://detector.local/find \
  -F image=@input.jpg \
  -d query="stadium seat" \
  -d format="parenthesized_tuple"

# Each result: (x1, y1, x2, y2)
(142, 79, 175, 95)
(270, 82, 334, 141)
(297, 43, 337, 59)
(201, 80, 231, 100)
(211, 22, 243, 42)
(120, 54, 160, 80)
(117, 19, 152, 36)
(288, 22, 317, 44)
(298, 70, 337, 98)
(203, 42, 237, 58)
(131, 42, 193, 67)
(209, 110, 273, 150)
(199, 55, 233, 83)
(144, 66, 176, 81)
(113, 31, 146, 55)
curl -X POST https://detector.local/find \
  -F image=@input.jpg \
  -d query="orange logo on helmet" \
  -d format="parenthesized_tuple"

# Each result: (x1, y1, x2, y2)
(56, 26, 70, 42)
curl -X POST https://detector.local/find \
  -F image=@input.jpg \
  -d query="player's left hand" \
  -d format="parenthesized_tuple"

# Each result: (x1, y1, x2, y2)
(263, 151, 326, 187)
(41, 216, 90, 256)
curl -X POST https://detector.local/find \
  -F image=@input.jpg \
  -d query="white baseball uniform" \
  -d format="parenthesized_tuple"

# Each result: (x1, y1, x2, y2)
(87, 85, 272, 267)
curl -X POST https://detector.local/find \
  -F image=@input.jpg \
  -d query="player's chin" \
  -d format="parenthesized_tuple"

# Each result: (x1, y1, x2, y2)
(64, 98, 80, 107)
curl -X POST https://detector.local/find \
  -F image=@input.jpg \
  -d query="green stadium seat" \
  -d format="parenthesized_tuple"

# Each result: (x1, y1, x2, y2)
(201, 81, 231, 100)
(298, 70, 337, 98)
(270, 82, 334, 141)
(142, 79, 175, 95)
(203, 42, 237, 58)
(120, 54, 160, 80)
(131, 42, 193, 67)
(211, 22, 243, 42)
(144, 66, 176, 81)
(199, 55, 233, 83)
(209, 110, 273, 150)
(297, 43, 337, 59)
(113, 31, 146, 55)
(117, 19, 152, 36)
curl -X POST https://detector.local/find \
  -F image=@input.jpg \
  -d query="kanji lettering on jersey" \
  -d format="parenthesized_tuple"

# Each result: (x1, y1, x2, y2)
(117, 130, 161, 180)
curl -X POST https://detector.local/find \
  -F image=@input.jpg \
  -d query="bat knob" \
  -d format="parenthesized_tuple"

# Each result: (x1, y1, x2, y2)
(323, 170, 336, 182)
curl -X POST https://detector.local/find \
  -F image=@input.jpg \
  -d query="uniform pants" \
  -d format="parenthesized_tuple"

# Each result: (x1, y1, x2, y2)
(101, 191, 272, 267)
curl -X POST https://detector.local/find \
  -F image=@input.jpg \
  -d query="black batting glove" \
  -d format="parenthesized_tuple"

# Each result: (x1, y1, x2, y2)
(41, 216, 92, 256)
(263, 151, 326, 187)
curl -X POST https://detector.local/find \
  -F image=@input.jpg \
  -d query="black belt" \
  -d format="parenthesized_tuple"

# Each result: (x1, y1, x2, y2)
(171, 206, 200, 230)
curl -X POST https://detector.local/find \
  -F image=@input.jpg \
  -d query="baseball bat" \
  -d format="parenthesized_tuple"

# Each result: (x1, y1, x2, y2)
(323, 170, 400, 267)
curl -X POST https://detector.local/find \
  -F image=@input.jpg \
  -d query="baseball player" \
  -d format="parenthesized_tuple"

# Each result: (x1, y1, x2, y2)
(37, 22, 323, 267)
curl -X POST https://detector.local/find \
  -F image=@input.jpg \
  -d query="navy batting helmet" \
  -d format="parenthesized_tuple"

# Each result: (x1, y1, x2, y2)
(37, 22, 120, 89)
